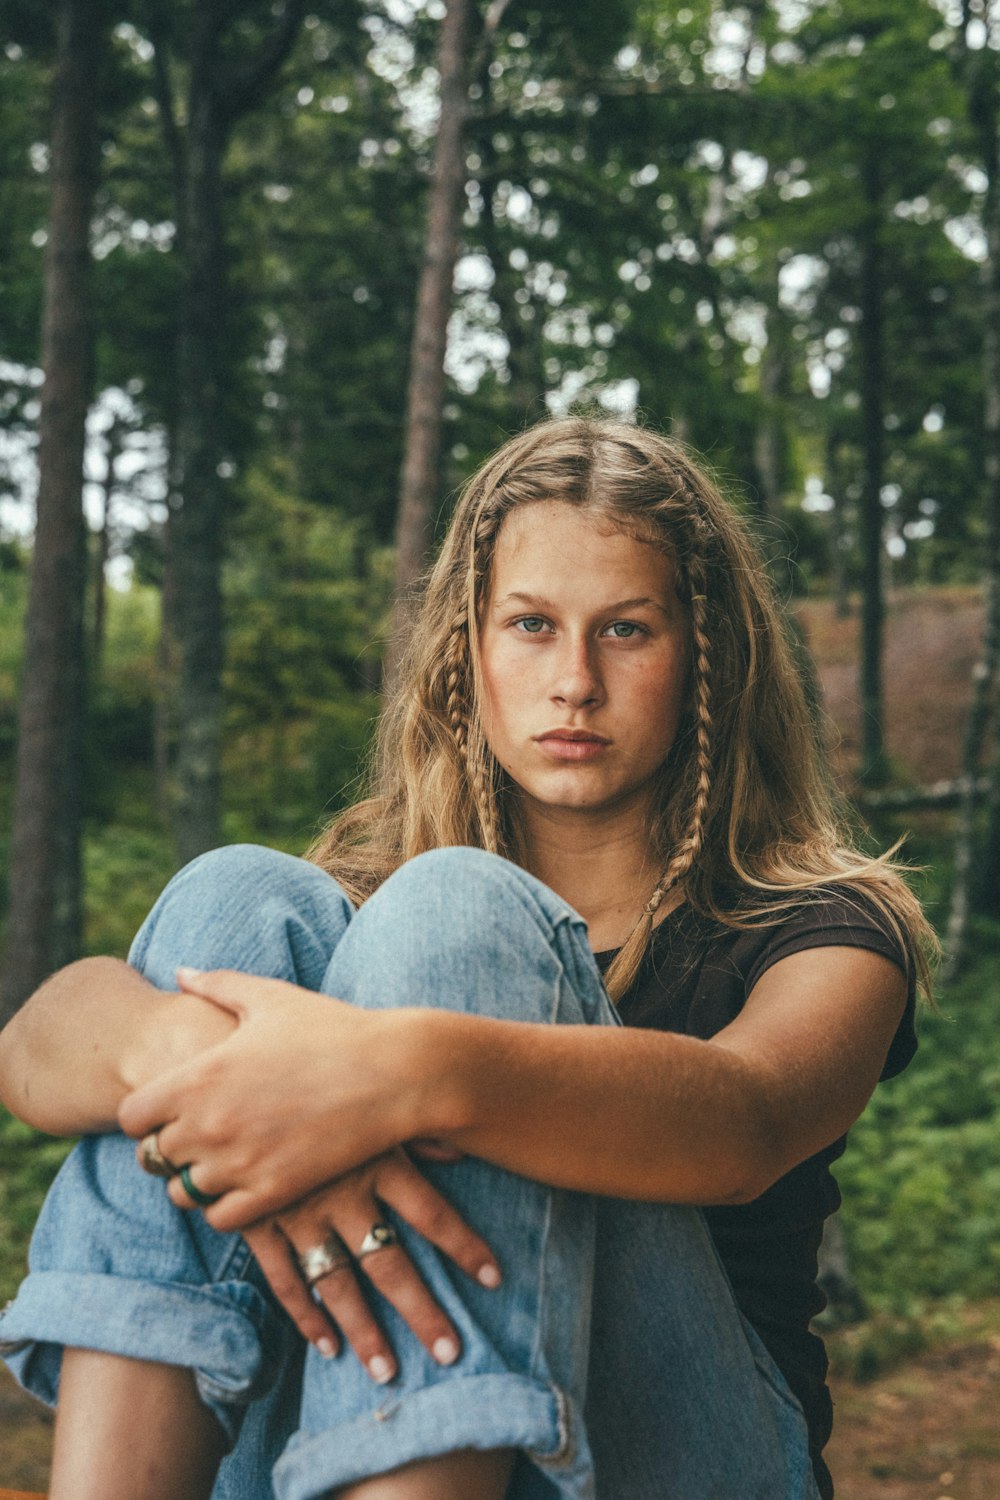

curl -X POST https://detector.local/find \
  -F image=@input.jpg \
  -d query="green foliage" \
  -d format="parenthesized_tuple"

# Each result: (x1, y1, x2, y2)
(83, 824, 176, 958)
(223, 464, 387, 843)
(837, 934, 1000, 1311)
(0, 1110, 72, 1305)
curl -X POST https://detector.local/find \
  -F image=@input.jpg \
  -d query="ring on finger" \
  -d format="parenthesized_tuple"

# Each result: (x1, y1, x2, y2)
(176, 1164, 221, 1208)
(356, 1222, 399, 1260)
(138, 1131, 178, 1180)
(297, 1231, 352, 1287)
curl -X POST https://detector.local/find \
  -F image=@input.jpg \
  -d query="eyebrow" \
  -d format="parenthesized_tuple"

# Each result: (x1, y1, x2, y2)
(493, 592, 669, 614)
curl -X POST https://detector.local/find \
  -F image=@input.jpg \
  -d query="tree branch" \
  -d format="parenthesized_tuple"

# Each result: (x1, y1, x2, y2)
(470, 0, 514, 75)
(147, 21, 186, 233)
(217, 0, 308, 124)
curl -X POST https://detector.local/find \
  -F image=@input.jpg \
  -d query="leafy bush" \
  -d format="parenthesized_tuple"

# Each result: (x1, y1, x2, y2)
(836, 932, 1000, 1312)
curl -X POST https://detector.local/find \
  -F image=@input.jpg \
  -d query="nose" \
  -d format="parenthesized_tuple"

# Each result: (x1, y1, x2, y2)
(550, 635, 604, 709)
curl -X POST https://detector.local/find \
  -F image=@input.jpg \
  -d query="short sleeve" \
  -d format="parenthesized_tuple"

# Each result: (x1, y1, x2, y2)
(743, 889, 918, 1081)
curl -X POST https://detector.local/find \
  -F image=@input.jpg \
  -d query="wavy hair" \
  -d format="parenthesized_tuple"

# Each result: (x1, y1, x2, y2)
(309, 417, 936, 1002)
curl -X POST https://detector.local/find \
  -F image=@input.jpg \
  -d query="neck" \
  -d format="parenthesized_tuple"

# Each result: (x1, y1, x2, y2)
(517, 798, 677, 952)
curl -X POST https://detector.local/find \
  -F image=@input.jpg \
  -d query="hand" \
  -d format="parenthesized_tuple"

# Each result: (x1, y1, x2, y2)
(118, 967, 433, 1232)
(243, 1148, 502, 1384)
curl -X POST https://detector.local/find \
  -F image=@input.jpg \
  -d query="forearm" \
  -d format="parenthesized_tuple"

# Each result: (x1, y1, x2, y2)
(0, 957, 234, 1136)
(416, 1013, 779, 1206)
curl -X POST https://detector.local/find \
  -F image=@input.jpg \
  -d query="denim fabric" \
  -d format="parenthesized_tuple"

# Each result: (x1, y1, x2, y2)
(0, 844, 820, 1500)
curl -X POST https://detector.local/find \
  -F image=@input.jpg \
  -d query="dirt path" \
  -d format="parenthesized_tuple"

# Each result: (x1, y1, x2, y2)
(826, 1326, 1000, 1499)
(2, 1317, 999, 1496)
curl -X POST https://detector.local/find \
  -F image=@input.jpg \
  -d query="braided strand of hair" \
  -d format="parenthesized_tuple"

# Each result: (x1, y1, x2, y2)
(645, 577, 714, 914)
(442, 609, 470, 757)
(440, 498, 507, 854)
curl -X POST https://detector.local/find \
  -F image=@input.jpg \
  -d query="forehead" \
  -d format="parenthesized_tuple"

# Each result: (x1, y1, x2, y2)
(488, 500, 676, 596)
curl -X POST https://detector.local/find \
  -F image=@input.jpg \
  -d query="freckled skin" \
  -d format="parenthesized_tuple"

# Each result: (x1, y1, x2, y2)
(480, 501, 689, 831)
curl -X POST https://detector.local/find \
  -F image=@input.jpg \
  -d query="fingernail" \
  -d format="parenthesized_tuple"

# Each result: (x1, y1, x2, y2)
(368, 1354, 395, 1384)
(176, 966, 203, 984)
(432, 1335, 459, 1365)
(316, 1336, 336, 1359)
(477, 1263, 502, 1289)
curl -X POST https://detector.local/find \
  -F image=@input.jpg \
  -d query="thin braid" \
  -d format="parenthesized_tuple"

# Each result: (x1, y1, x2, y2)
(441, 499, 507, 853)
(443, 611, 470, 756)
(645, 581, 714, 914)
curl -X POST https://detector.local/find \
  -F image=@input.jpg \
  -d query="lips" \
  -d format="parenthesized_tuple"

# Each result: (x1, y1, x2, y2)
(534, 729, 611, 761)
(535, 729, 610, 744)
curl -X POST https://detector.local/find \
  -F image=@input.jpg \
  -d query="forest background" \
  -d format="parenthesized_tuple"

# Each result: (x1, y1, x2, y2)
(1, 0, 999, 1387)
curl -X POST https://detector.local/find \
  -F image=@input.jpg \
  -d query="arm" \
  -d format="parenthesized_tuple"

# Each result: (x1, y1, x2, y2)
(0, 957, 235, 1135)
(119, 944, 906, 1230)
(441, 945, 907, 1204)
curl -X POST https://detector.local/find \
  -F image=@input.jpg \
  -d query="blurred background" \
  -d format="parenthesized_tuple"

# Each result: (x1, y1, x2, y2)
(1, 1, 998, 1493)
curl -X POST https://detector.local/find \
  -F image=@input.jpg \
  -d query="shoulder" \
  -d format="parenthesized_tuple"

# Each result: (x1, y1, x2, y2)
(642, 885, 918, 1079)
(738, 885, 914, 992)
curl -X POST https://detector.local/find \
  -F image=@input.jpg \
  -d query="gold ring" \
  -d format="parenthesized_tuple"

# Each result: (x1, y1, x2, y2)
(138, 1131, 178, 1179)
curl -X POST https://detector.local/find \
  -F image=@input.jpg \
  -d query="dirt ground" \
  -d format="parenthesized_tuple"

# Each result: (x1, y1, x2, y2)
(798, 586, 987, 788)
(2, 1313, 999, 1495)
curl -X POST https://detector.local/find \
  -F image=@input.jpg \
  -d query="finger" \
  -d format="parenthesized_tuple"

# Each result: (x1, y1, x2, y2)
(173, 966, 285, 1021)
(203, 1183, 300, 1235)
(166, 1162, 225, 1212)
(244, 1223, 339, 1359)
(382, 1154, 501, 1290)
(118, 1071, 180, 1138)
(341, 1211, 463, 1369)
(407, 1138, 465, 1163)
(277, 1221, 399, 1385)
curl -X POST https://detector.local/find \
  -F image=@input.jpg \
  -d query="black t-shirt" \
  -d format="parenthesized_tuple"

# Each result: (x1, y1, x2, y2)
(596, 888, 917, 1500)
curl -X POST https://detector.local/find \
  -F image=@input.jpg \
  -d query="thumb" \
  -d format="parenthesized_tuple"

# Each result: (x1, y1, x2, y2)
(174, 965, 269, 1021)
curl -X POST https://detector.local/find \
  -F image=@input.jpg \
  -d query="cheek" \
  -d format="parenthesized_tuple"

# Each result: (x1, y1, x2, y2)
(479, 645, 521, 749)
(635, 659, 689, 752)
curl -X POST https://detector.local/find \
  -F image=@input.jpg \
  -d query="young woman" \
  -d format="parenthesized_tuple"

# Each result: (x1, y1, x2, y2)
(0, 417, 932, 1500)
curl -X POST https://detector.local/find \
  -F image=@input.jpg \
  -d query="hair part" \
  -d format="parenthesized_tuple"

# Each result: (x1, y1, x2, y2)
(309, 416, 936, 1002)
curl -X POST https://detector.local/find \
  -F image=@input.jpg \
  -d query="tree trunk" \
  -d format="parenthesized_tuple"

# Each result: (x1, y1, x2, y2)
(2, 0, 103, 1023)
(857, 143, 889, 786)
(92, 413, 123, 669)
(170, 53, 227, 864)
(386, 0, 475, 680)
(825, 431, 853, 620)
(816, 1211, 867, 1326)
(944, 36, 1000, 977)
(154, 1, 306, 863)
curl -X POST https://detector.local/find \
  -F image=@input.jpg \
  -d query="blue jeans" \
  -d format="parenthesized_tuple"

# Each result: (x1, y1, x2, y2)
(0, 845, 820, 1499)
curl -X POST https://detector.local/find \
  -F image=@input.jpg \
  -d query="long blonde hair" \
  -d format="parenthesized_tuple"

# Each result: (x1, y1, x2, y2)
(310, 416, 936, 1001)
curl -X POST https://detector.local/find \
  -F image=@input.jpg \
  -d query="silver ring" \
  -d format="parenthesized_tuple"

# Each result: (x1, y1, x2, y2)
(138, 1131, 178, 1180)
(356, 1222, 399, 1259)
(297, 1232, 351, 1287)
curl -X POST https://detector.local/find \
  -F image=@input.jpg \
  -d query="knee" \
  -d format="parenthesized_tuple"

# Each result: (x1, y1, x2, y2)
(164, 844, 339, 919)
(130, 845, 353, 989)
(359, 847, 581, 966)
(372, 848, 533, 932)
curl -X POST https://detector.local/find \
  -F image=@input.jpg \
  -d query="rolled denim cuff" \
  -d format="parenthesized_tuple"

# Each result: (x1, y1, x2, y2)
(273, 1372, 592, 1500)
(0, 1269, 280, 1446)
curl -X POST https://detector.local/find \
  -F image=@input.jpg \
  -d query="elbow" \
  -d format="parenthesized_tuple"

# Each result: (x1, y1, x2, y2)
(0, 1016, 37, 1126)
(712, 1107, 791, 1207)
(0, 1014, 67, 1134)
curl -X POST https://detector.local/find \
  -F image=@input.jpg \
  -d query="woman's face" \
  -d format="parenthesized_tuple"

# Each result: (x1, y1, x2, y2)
(479, 500, 689, 829)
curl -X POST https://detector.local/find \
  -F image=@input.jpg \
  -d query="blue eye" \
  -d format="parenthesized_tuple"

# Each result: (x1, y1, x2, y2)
(607, 621, 641, 638)
(515, 617, 547, 634)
